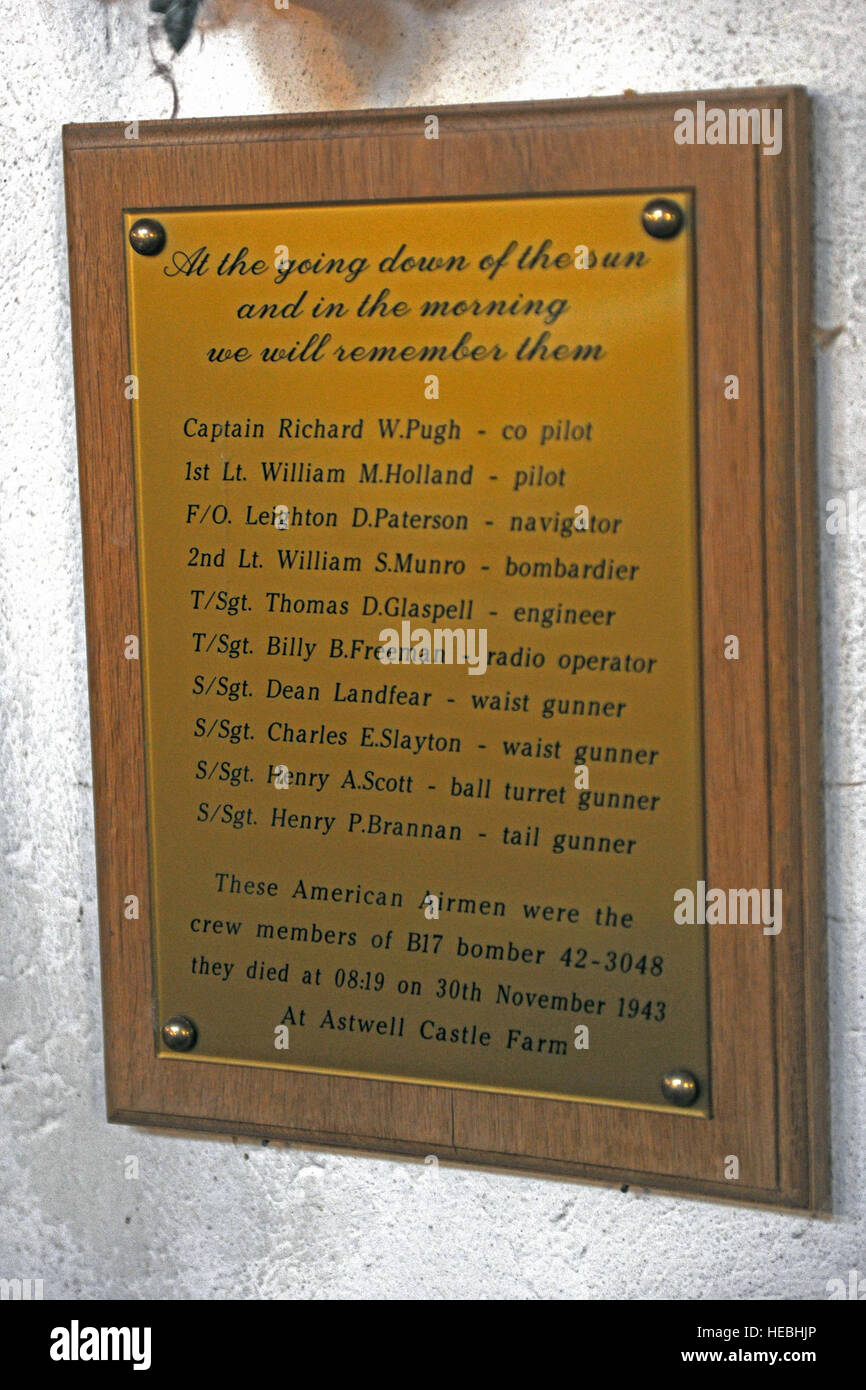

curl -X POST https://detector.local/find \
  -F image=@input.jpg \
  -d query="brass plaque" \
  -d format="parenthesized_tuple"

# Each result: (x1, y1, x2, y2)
(126, 191, 708, 1111)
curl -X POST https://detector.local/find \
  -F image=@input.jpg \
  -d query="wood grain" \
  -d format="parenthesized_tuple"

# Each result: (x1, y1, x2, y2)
(63, 88, 827, 1210)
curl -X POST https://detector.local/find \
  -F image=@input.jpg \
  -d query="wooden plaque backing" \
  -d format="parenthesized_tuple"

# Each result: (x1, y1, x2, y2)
(64, 88, 827, 1210)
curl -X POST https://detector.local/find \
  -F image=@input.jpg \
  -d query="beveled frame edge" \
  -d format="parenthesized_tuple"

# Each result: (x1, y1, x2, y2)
(110, 1106, 832, 1219)
(63, 87, 828, 1212)
(63, 86, 807, 150)
(768, 88, 829, 1212)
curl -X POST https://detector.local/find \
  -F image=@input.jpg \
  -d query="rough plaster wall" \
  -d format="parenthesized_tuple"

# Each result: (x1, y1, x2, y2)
(0, 0, 863, 1300)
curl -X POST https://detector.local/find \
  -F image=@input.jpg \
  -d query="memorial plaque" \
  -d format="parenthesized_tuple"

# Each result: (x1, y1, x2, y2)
(128, 192, 706, 1108)
(65, 90, 828, 1206)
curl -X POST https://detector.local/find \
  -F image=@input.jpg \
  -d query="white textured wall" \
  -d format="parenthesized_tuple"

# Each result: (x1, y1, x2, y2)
(1, 0, 864, 1300)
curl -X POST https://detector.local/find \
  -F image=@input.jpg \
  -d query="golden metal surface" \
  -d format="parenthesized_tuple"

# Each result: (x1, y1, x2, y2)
(126, 192, 708, 1110)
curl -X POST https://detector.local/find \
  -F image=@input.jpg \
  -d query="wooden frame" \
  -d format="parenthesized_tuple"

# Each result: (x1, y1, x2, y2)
(63, 88, 827, 1210)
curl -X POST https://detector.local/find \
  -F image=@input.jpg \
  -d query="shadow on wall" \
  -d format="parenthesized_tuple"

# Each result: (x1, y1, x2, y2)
(200, 0, 499, 109)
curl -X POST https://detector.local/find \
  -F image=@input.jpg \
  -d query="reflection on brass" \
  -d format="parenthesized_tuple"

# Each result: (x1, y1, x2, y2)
(660, 1069, 699, 1107)
(129, 217, 167, 256)
(161, 1016, 198, 1051)
(126, 192, 709, 1112)
(641, 197, 684, 239)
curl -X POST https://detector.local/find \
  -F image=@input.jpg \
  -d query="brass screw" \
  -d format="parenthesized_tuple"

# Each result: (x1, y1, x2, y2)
(661, 1069, 699, 1107)
(129, 218, 166, 256)
(641, 197, 684, 240)
(161, 1016, 197, 1052)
